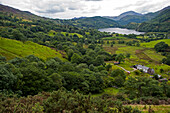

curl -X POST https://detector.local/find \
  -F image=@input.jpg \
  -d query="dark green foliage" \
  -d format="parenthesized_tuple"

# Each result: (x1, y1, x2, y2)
(115, 54, 125, 63)
(124, 77, 166, 99)
(0, 88, 142, 113)
(20, 64, 52, 96)
(110, 69, 126, 87)
(71, 53, 82, 64)
(154, 41, 169, 52)
(136, 9, 170, 32)
(61, 16, 119, 29)
(0, 55, 108, 95)
(126, 53, 131, 58)
(0, 55, 6, 62)
(0, 63, 18, 93)
(162, 56, 170, 65)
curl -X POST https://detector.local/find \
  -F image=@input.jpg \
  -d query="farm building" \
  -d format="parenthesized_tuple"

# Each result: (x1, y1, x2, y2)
(134, 65, 155, 75)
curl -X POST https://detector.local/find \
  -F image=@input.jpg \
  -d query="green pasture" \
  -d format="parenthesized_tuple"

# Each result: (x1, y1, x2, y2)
(141, 39, 170, 48)
(48, 30, 83, 38)
(0, 37, 66, 61)
(92, 87, 119, 97)
(103, 42, 170, 78)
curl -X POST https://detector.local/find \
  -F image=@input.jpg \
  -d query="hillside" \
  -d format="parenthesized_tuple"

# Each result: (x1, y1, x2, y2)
(60, 16, 119, 29)
(136, 8, 170, 32)
(0, 37, 66, 61)
(0, 4, 42, 20)
(104, 6, 170, 26)
(104, 11, 143, 22)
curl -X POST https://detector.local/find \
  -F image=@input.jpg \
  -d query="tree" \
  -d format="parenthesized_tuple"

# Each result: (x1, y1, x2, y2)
(12, 29, 25, 41)
(0, 63, 17, 93)
(115, 54, 125, 64)
(124, 77, 163, 99)
(94, 55, 104, 66)
(82, 55, 93, 65)
(67, 49, 74, 61)
(71, 53, 82, 64)
(106, 64, 112, 71)
(0, 55, 6, 62)
(162, 56, 170, 65)
(20, 64, 52, 96)
(111, 43, 113, 47)
(154, 42, 169, 52)
(49, 73, 63, 90)
(126, 53, 131, 59)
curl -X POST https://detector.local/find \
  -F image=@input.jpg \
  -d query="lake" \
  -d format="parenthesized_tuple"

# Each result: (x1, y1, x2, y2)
(98, 28, 145, 35)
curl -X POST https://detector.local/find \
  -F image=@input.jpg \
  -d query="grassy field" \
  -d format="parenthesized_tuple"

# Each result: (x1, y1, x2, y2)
(103, 36, 127, 40)
(48, 30, 83, 38)
(103, 42, 170, 78)
(125, 105, 170, 113)
(141, 39, 170, 48)
(92, 87, 119, 97)
(0, 37, 67, 61)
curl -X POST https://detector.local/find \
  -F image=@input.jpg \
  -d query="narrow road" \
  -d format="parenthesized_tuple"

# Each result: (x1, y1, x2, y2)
(116, 65, 136, 73)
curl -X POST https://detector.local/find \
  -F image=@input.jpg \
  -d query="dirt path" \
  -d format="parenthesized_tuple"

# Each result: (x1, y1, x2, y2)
(116, 65, 136, 73)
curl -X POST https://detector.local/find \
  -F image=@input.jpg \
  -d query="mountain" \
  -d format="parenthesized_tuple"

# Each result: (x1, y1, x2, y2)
(0, 37, 66, 61)
(104, 6, 170, 25)
(105, 11, 142, 21)
(60, 16, 119, 29)
(0, 4, 43, 20)
(136, 8, 170, 32)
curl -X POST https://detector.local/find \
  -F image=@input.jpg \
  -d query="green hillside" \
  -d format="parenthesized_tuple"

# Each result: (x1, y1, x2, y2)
(141, 39, 170, 48)
(137, 9, 170, 32)
(60, 16, 119, 29)
(0, 37, 66, 61)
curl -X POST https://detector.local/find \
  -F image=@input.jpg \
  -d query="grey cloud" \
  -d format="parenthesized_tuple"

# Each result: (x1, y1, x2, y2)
(135, 1, 169, 13)
(113, 0, 147, 10)
(30, 0, 85, 14)
(36, 7, 66, 14)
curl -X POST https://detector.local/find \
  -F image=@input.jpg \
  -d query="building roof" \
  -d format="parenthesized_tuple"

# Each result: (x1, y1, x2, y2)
(136, 65, 149, 70)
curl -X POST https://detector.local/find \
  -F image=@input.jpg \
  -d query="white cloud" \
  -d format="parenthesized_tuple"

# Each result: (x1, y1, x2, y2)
(0, 0, 169, 19)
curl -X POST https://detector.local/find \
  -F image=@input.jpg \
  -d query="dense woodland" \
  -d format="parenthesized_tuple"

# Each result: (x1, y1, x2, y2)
(124, 8, 170, 32)
(0, 4, 170, 112)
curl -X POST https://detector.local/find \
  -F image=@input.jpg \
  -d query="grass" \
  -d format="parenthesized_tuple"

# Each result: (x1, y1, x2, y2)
(48, 30, 83, 38)
(144, 49, 166, 61)
(92, 87, 119, 97)
(0, 37, 67, 61)
(141, 39, 170, 48)
(103, 36, 127, 40)
(103, 42, 170, 78)
(125, 105, 170, 113)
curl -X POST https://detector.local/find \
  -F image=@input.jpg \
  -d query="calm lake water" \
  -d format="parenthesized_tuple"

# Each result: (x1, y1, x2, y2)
(98, 28, 145, 35)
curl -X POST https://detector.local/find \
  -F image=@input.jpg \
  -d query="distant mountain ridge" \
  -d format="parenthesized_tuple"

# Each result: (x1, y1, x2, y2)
(136, 8, 170, 32)
(0, 3, 169, 31)
(0, 4, 40, 20)
(60, 16, 119, 29)
(104, 11, 142, 21)
(104, 6, 170, 25)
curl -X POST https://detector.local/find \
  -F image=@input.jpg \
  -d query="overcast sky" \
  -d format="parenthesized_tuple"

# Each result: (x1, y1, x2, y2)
(0, 0, 169, 19)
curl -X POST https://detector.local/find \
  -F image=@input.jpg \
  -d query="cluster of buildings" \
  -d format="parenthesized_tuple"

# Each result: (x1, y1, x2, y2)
(133, 65, 168, 82)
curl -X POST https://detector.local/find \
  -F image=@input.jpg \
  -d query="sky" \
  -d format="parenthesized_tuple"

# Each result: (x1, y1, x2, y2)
(0, 0, 170, 19)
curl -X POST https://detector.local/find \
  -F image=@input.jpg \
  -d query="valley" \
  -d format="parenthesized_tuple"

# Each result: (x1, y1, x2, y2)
(0, 3, 170, 113)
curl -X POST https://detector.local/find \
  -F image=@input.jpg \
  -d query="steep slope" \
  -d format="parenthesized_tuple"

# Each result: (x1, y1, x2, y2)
(105, 6, 170, 26)
(112, 11, 142, 21)
(0, 37, 67, 61)
(0, 4, 42, 20)
(60, 16, 119, 29)
(136, 9, 170, 32)
(0, 4, 63, 24)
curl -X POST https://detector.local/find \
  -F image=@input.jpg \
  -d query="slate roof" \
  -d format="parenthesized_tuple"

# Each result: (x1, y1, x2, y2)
(136, 65, 149, 70)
